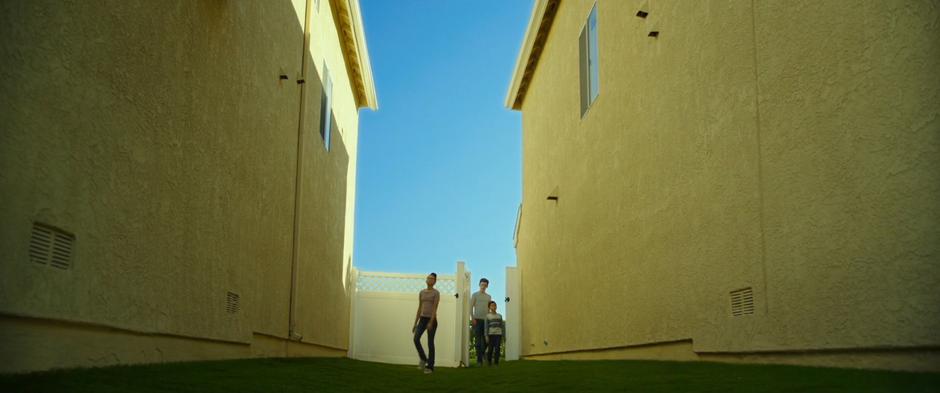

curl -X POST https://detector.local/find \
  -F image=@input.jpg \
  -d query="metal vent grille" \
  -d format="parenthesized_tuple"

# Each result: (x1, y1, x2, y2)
(226, 292, 240, 314)
(29, 223, 74, 269)
(730, 287, 755, 316)
(29, 225, 53, 265)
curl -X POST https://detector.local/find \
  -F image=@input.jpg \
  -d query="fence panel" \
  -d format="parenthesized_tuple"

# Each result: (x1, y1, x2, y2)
(350, 263, 467, 367)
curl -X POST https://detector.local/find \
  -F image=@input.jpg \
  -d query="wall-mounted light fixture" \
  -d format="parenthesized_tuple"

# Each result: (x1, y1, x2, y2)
(546, 186, 559, 203)
(648, 19, 661, 38)
(637, 1, 650, 18)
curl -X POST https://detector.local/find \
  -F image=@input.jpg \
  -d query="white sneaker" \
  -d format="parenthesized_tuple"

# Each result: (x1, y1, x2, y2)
(417, 359, 426, 370)
(423, 367, 433, 374)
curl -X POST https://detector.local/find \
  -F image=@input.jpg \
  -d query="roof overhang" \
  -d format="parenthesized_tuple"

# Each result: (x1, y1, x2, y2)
(331, 0, 378, 110)
(505, 0, 560, 111)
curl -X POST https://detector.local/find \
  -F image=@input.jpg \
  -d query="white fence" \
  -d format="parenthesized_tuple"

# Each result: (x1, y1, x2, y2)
(349, 262, 470, 367)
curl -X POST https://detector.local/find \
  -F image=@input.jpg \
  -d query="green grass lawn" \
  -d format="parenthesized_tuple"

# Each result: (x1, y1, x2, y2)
(2, 357, 938, 393)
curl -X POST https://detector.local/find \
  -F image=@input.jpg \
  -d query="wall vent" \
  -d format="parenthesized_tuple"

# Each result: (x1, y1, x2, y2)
(730, 287, 755, 316)
(29, 223, 74, 270)
(226, 291, 240, 314)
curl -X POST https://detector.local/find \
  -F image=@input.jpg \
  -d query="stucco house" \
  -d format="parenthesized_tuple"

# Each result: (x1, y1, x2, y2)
(506, 0, 939, 372)
(0, 0, 376, 373)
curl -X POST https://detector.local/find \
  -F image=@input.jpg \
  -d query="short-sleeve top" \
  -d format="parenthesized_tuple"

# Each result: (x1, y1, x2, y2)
(419, 288, 440, 318)
(470, 291, 492, 319)
(485, 312, 504, 336)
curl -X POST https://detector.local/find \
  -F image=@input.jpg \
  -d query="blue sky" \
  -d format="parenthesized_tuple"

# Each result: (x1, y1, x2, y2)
(354, 1, 533, 305)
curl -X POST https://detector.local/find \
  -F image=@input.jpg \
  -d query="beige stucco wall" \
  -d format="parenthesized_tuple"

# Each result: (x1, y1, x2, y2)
(293, 0, 364, 350)
(0, 0, 365, 373)
(514, 0, 939, 371)
(524, 339, 940, 373)
(0, 316, 344, 373)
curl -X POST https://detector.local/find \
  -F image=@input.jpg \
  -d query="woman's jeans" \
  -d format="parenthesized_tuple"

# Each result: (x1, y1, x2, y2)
(413, 317, 437, 369)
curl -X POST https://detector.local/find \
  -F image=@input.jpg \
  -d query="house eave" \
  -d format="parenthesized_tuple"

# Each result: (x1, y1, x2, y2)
(331, 0, 378, 111)
(505, 0, 560, 111)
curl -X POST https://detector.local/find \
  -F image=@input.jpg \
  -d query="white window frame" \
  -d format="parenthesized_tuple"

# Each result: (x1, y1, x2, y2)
(579, 3, 600, 117)
(320, 63, 333, 151)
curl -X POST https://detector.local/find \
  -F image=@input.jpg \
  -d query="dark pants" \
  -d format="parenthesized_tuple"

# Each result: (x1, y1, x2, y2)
(473, 319, 486, 364)
(413, 317, 437, 369)
(486, 335, 502, 365)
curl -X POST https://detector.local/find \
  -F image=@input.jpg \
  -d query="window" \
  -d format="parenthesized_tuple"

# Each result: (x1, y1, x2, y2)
(579, 4, 600, 117)
(319, 63, 333, 151)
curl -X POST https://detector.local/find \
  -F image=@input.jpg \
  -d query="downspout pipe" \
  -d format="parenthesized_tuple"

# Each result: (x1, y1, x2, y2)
(288, 0, 314, 342)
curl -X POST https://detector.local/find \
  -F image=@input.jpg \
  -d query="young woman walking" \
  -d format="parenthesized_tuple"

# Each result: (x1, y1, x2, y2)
(412, 272, 440, 374)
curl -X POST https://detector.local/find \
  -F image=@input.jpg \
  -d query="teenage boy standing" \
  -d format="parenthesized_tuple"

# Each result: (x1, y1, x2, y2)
(469, 278, 491, 366)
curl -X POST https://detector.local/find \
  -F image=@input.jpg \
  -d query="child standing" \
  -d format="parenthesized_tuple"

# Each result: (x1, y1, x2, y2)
(484, 301, 505, 366)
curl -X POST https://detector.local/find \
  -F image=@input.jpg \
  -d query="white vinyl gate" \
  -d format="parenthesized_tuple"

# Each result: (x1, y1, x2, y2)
(349, 262, 471, 367)
(504, 266, 521, 361)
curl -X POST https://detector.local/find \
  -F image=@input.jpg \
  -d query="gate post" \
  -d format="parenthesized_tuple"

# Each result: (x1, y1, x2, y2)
(347, 266, 359, 359)
(505, 266, 521, 361)
(455, 261, 466, 366)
